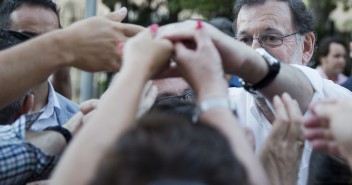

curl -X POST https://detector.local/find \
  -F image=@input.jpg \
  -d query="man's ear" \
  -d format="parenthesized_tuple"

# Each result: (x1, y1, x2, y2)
(19, 94, 34, 115)
(302, 32, 315, 66)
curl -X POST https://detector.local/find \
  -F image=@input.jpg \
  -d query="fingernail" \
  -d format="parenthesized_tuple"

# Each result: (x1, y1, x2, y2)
(116, 7, 127, 16)
(150, 24, 159, 33)
(196, 20, 203, 30)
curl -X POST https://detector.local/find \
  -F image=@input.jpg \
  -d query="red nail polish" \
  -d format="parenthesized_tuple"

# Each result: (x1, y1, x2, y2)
(196, 20, 203, 30)
(150, 24, 159, 33)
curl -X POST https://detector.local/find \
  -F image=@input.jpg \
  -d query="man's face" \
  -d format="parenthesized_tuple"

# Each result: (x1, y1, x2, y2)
(10, 5, 59, 35)
(321, 43, 346, 75)
(153, 78, 191, 98)
(236, 0, 304, 65)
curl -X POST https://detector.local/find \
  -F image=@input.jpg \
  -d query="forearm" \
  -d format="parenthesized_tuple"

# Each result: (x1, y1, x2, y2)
(50, 68, 148, 185)
(25, 131, 67, 155)
(259, 64, 313, 112)
(0, 30, 69, 109)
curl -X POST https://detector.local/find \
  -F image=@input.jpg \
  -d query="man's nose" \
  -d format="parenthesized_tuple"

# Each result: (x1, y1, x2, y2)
(251, 39, 262, 49)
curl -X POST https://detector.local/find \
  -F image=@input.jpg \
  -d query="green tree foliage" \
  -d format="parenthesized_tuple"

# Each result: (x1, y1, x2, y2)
(306, 0, 350, 38)
(102, 0, 235, 26)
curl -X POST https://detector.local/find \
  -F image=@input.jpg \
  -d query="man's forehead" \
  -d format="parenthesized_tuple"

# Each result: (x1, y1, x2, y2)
(10, 5, 59, 33)
(236, 0, 293, 34)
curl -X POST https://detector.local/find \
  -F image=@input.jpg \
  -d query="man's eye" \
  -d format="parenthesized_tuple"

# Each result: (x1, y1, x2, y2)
(263, 34, 280, 42)
(239, 37, 252, 43)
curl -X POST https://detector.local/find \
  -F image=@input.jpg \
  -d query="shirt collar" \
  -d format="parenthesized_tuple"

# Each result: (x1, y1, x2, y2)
(37, 82, 61, 120)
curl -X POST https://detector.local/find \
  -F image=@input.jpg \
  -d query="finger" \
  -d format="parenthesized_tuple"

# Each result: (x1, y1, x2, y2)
(282, 93, 303, 140)
(273, 95, 289, 121)
(303, 115, 322, 128)
(121, 24, 146, 37)
(310, 101, 336, 118)
(310, 140, 340, 156)
(82, 110, 96, 125)
(142, 81, 153, 96)
(282, 93, 303, 121)
(105, 7, 128, 22)
(244, 127, 256, 151)
(271, 95, 290, 139)
(157, 22, 195, 40)
(144, 85, 158, 106)
(80, 99, 99, 115)
(137, 85, 158, 118)
(174, 42, 195, 64)
(303, 127, 333, 140)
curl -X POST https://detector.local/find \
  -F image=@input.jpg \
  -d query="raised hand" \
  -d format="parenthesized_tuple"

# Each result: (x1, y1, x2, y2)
(122, 24, 174, 79)
(174, 24, 228, 100)
(59, 7, 144, 72)
(304, 98, 352, 161)
(260, 93, 304, 185)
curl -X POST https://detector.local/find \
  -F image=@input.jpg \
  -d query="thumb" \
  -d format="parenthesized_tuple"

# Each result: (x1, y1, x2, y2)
(105, 7, 127, 22)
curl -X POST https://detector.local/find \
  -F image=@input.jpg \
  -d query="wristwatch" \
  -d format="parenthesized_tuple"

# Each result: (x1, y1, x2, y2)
(240, 48, 281, 94)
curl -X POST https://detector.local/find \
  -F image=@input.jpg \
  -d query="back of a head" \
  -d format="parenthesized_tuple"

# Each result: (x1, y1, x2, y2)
(91, 112, 249, 185)
(208, 17, 234, 37)
(0, 0, 60, 28)
(308, 151, 352, 185)
(0, 29, 31, 124)
(233, 0, 313, 34)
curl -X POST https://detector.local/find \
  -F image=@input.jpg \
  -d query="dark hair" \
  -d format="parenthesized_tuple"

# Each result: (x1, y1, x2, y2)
(307, 151, 352, 185)
(0, 0, 61, 29)
(233, 0, 313, 34)
(208, 17, 234, 37)
(316, 36, 347, 64)
(0, 29, 30, 124)
(91, 112, 249, 185)
(150, 100, 196, 122)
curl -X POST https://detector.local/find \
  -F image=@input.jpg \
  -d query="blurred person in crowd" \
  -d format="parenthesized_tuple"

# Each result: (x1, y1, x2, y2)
(0, 0, 79, 131)
(307, 151, 352, 185)
(0, 7, 144, 184)
(0, 0, 72, 99)
(157, 0, 352, 184)
(315, 37, 348, 84)
(0, 29, 33, 125)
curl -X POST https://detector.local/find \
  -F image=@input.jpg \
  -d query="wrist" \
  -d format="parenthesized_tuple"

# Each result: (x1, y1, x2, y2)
(54, 29, 76, 67)
(196, 80, 228, 101)
(44, 126, 72, 144)
(118, 65, 150, 84)
(240, 48, 280, 93)
(193, 97, 236, 122)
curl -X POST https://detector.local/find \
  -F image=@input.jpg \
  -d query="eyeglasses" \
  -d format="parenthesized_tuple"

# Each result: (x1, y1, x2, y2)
(155, 90, 195, 104)
(0, 29, 34, 41)
(235, 32, 298, 48)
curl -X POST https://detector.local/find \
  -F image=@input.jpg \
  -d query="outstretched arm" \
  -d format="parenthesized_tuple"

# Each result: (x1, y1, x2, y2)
(50, 27, 173, 185)
(159, 20, 314, 112)
(0, 8, 144, 109)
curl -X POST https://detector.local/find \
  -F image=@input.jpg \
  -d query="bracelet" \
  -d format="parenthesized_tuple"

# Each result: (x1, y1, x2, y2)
(192, 98, 236, 122)
(44, 126, 72, 144)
